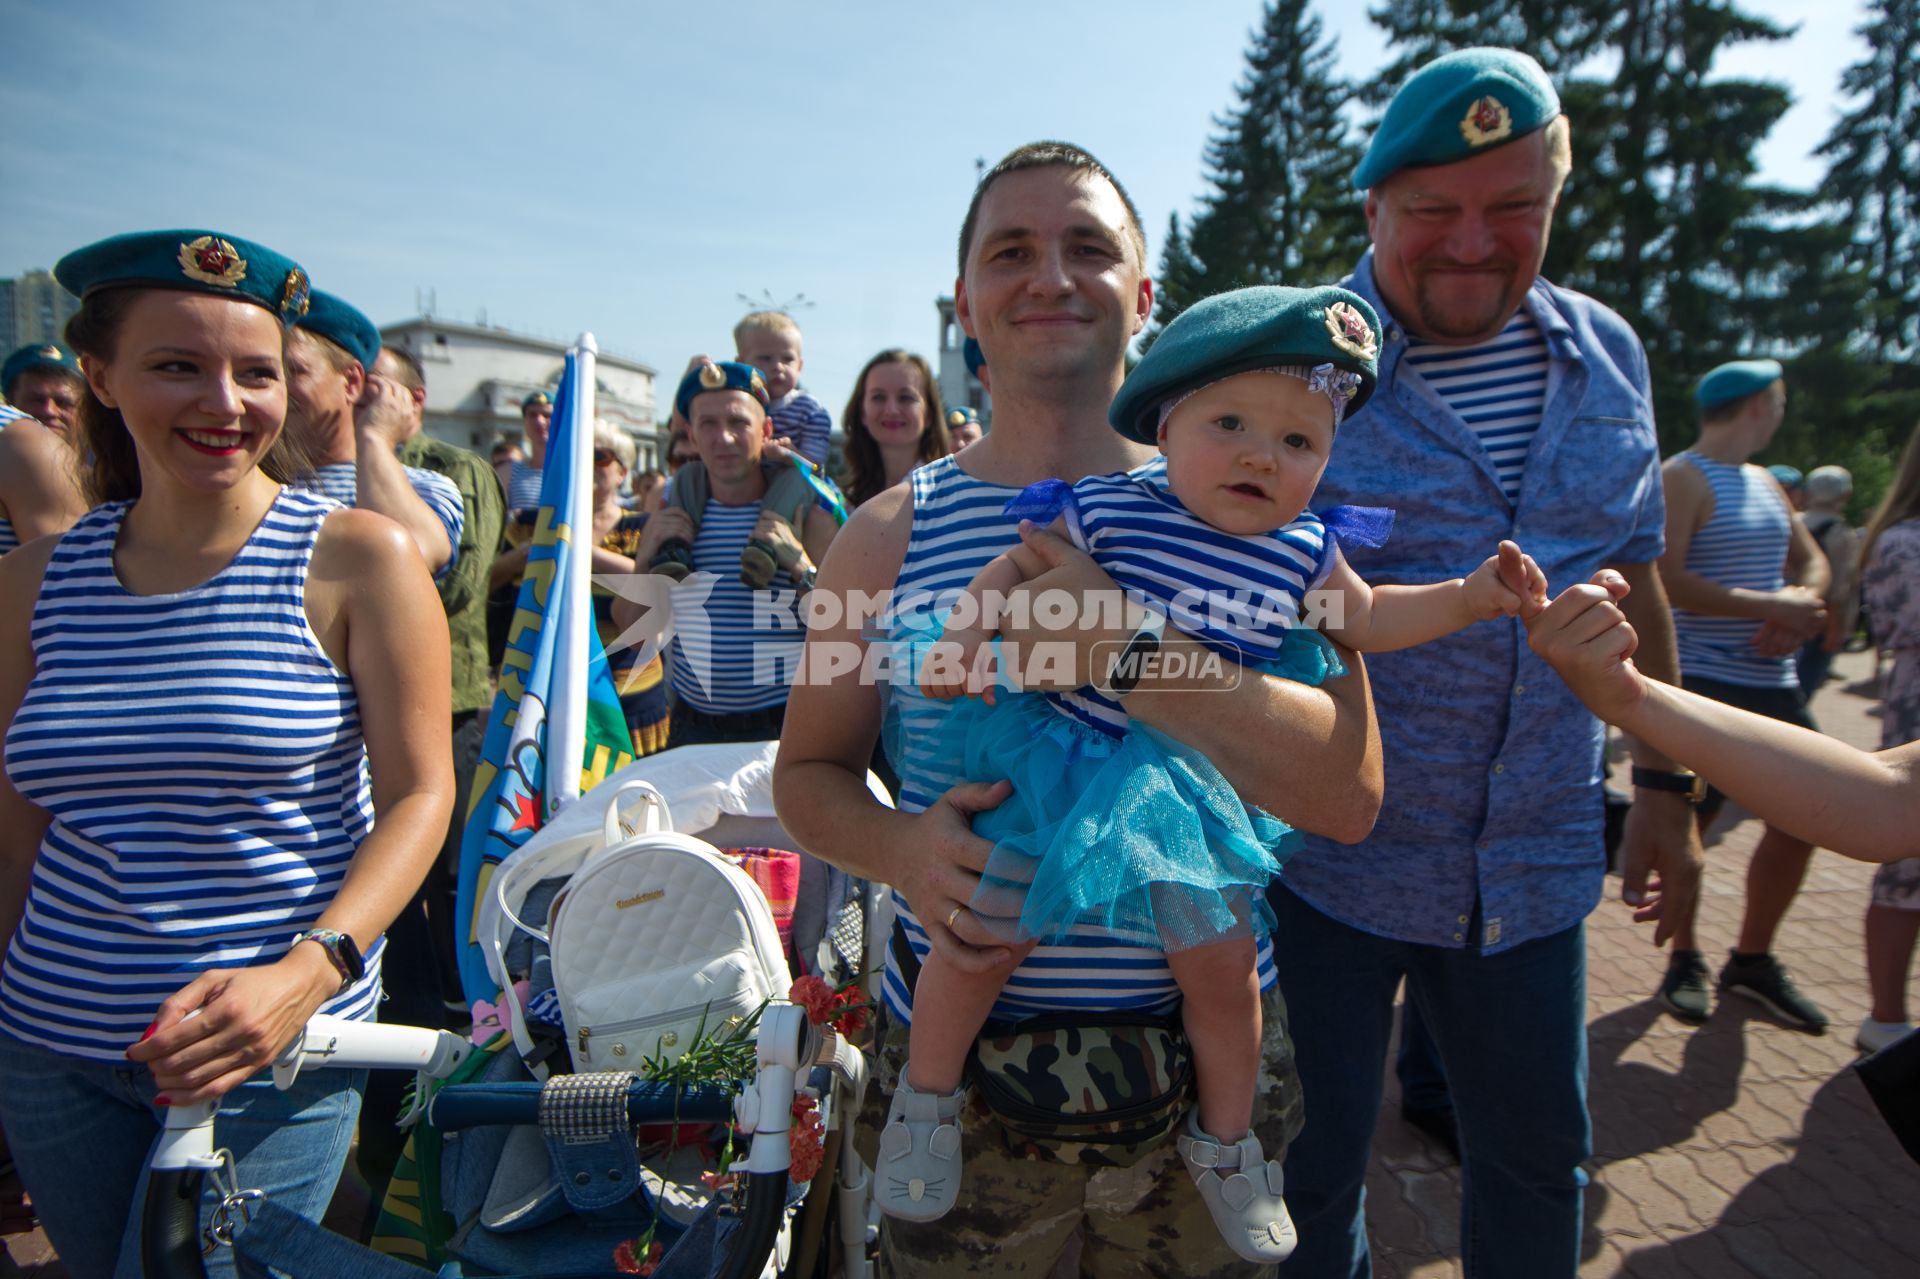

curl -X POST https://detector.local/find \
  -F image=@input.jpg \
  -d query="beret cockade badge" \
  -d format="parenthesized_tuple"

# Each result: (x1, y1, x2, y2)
(698, 362, 728, 390)
(1459, 95, 1513, 147)
(177, 235, 248, 289)
(279, 268, 311, 320)
(1324, 301, 1377, 362)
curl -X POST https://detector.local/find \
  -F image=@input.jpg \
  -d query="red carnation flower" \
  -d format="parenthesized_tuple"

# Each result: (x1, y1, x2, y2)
(788, 975, 837, 1025)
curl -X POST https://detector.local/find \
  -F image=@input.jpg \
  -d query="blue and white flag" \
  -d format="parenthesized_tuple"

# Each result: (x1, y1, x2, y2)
(454, 339, 635, 1004)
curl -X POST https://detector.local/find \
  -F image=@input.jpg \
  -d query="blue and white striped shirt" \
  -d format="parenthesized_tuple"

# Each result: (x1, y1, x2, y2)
(1402, 310, 1549, 504)
(880, 456, 1279, 1025)
(1, 489, 382, 1061)
(1672, 452, 1799, 688)
(769, 391, 833, 469)
(294, 460, 464, 581)
(507, 461, 544, 512)
(668, 500, 801, 714)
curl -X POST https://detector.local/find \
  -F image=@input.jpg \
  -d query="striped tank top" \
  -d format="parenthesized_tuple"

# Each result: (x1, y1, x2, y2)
(880, 456, 1278, 1025)
(1672, 452, 1798, 688)
(1, 489, 382, 1061)
(1, 406, 33, 555)
(668, 499, 801, 714)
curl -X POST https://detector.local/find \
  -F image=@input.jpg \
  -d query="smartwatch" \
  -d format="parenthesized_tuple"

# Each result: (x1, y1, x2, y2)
(1630, 766, 1707, 804)
(1094, 609, 1168, 700)
(291, 928, 365, 993)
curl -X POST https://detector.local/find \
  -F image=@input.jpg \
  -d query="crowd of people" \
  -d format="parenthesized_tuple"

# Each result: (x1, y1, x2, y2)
(0, 42, 1914, 1279)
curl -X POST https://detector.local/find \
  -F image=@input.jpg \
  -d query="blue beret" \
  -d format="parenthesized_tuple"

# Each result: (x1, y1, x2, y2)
(946, 406, 981, 429)
(1767, 464, 1804, 489)
(521, 389, 555, 412)
(294, 290, 380, 372)
(53, 229, 311, 323)
(675, 360, 770, 421)
(963, 336, 986, 378)
(1696, 359, 1783, 410)
(1355, 48, 1561, 190)
(1109, 285, 1382, 444)
(3, 342, 81, 396)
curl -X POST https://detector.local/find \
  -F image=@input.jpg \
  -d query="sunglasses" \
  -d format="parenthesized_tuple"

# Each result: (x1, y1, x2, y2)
(593, 449, 622, 467)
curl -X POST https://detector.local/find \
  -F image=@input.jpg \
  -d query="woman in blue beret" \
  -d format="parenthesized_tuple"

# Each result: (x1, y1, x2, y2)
(875, 284, 1548, 1261)
(0, 231, 453, 1278)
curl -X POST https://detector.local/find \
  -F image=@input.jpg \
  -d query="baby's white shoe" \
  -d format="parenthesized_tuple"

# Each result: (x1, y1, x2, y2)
(873, 1072, 968, 1222)
(1176, 1109, 1298, 1263)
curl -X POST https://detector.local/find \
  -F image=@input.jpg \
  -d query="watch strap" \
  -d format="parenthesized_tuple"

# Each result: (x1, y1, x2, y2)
(1630, 766, 1706, 802)
(291, 928, 361, 993)
(1093, 609, 1167, 700)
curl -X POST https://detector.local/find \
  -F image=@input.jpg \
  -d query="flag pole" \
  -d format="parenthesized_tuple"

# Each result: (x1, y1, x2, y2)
(547, 332, 597, 815)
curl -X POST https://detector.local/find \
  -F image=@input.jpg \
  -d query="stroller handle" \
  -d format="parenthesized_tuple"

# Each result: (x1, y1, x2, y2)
(140, 1006, 817, 1279)
(427, 1079, 741, 1130)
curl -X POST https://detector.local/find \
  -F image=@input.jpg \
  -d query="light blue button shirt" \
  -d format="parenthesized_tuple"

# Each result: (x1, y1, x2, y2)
(1284, 250, 1666, 953)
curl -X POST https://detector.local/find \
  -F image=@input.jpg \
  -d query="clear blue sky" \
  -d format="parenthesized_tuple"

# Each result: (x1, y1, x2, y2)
(0, 1, 1865, 429)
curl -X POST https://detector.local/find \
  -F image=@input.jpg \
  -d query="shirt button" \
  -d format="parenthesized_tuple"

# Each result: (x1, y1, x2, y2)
(1493, 763, 1506, 775)
(1513, 683, 1526, 696)
(1478, 839, 1491, 850)
(1457, 915, 1469, 925)
(1453, 932, 1464, 942)
(1388, 328, 1402, 342)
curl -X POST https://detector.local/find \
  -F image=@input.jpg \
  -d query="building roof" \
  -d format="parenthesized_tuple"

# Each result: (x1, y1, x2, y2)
(379, 315, 655, 376)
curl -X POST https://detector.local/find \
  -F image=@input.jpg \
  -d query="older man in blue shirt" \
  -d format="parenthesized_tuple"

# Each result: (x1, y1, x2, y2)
(1269, 49, 1705, 1279)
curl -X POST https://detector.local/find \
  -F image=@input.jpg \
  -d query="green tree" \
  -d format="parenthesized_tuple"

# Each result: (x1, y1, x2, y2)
(1148, 0, 1368, 344)
(1815, 0, 1920, 358)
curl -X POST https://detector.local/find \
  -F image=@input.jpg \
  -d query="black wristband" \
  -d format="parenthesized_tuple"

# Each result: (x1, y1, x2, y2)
(1630, 766, 1706, 803)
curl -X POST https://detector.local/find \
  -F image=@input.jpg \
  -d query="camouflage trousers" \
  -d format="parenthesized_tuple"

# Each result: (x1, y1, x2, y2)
(857, 984, 1304, 1278)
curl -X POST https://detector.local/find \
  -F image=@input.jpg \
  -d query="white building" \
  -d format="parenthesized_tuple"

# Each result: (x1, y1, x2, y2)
(379, 317, 661, 468)
(933, 296, 989, 428)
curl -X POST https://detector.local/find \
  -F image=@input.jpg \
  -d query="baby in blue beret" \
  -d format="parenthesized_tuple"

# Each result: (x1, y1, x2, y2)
(875, 285, 1548, 1260)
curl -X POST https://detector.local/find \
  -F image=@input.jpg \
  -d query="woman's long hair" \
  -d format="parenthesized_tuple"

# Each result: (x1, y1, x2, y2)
(841, 349, 951, 509)
(1861, 423, 1920, 576)
(65, 288, 310, 505)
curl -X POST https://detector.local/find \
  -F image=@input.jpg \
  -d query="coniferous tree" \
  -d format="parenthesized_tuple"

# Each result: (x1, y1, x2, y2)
(1148, 0, 1368, 345)
(1816, 0, 1920, 358)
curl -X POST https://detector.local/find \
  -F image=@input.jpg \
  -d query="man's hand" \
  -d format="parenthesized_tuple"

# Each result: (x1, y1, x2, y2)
(899, 780, 1016, 972)
(995, 522, 1136, 692)
(634, 508, 695, 564)
(1759, 586, 1827, 649)
(353, 373, 415, 453)
(1616, 792, 1704, 946)
(753, 510, 806, 571)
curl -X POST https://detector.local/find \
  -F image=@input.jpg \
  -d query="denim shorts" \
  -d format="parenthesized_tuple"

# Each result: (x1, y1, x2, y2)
(0, 1029, 362, 1279)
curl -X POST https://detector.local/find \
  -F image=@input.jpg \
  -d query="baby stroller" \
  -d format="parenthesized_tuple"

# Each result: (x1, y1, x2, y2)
(138, 741, 887, 1279)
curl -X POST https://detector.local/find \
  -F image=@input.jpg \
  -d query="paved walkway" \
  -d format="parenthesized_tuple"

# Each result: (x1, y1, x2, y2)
(6, 650, 1917, 1277)
(1365, 647, 1920, 1277)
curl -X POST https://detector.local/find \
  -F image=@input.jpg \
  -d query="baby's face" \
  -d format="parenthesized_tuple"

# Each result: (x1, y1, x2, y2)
(1156, 372, 1336, 536)
(739, 331, 803, 402)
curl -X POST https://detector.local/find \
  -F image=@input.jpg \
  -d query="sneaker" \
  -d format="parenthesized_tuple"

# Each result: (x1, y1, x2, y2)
(648, 538, 694, 581)
(1856, 1018, 1915, 1056)
(1717, 952, 1829, 1033)
(1658, 949, 1712, 1025)
(739, 539, 778, 589)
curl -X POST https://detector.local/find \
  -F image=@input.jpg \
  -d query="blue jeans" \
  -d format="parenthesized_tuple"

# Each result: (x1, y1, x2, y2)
(0, 1030, 362, 1279)
(1394, 1000, 1451, 1113)
(1269, 887, 1590, 1279)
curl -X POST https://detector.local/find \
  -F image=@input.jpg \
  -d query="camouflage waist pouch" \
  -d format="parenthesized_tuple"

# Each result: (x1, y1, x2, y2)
(967, 1011, 1194, 1168)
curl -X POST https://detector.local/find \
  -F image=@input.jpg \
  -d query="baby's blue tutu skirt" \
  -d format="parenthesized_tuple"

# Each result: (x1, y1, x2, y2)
(948, 629, 1346, 952)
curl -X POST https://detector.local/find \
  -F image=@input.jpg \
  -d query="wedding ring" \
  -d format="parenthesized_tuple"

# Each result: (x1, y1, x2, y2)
(946, 905, 965, 931)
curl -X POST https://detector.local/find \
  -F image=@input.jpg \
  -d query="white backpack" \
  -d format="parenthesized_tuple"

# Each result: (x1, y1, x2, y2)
(485, 779, 791, 1074)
